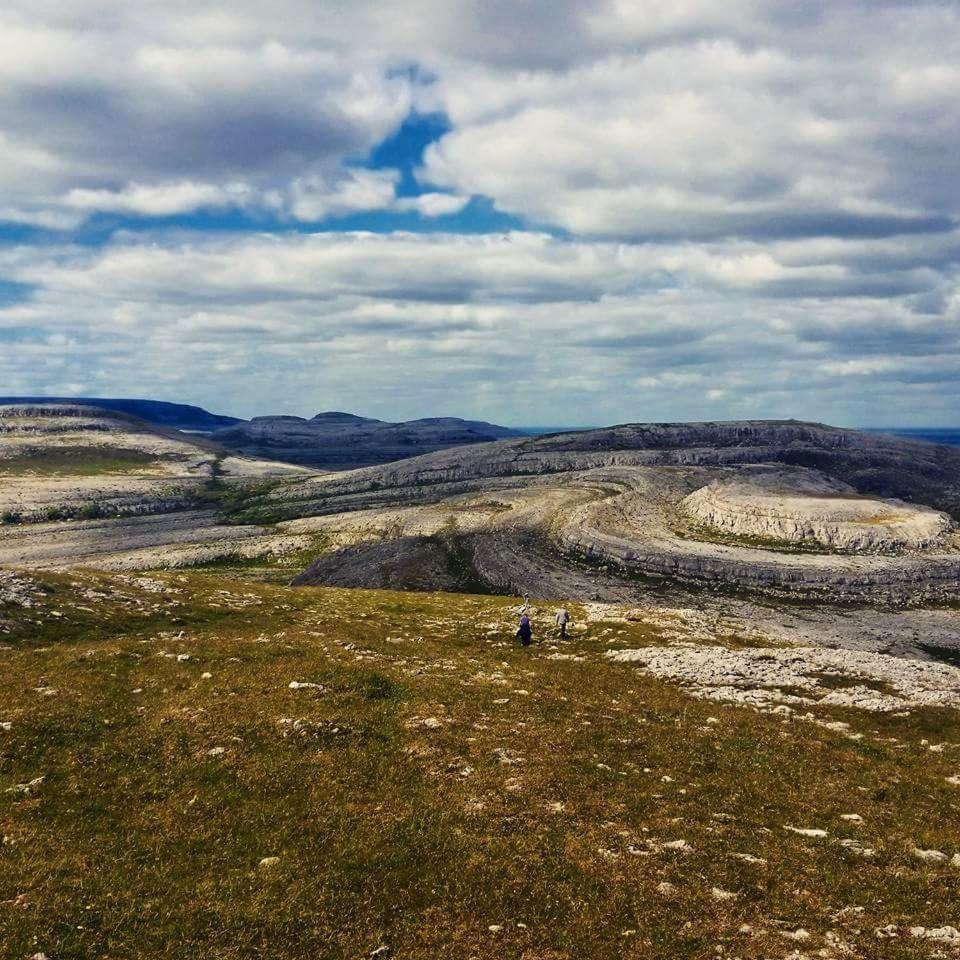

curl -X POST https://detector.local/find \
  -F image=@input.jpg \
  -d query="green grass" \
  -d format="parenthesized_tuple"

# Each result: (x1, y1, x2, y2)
(0, 445, 173, 477)
(1, 571, 959, 958)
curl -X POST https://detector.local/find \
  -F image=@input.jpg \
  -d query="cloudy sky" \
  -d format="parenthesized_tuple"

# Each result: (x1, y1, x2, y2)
(1, 1, 958, 426)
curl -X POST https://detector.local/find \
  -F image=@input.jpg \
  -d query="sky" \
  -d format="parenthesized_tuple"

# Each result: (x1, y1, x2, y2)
(0, 1, 958, 427)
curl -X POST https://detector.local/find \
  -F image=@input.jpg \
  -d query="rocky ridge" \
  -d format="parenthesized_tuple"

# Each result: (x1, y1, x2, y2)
(682, 477, 952, 553)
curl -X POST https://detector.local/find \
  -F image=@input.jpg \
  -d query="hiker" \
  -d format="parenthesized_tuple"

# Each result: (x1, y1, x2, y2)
(516, 612, 533, 647)
(555, 607, 570, 639)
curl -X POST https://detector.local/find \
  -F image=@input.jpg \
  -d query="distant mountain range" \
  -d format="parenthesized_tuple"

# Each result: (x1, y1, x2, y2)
(0, 397, 528, 470)
(209, 411, 528, 469)
(2, 398, 957, 471)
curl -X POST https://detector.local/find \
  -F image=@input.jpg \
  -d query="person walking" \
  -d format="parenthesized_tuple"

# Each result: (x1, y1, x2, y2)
(516, 612, 533, 647)
(555, 607, 570, 640)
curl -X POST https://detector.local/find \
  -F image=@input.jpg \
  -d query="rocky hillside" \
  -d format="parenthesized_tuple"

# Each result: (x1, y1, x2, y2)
(276, 420, 960, 605)
(0, 404, 314, 569)
(210, 411, 527, 469)
(270, 419, 960, 520)
(0, 396, 242, 432)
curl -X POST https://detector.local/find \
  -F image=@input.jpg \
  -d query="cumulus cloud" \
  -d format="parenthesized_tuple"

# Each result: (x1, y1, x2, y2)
(1, 230, 957, 425)
(3, 0, 959, 241)
(1, 1, 958, 426)
(422, 6, 960, 241)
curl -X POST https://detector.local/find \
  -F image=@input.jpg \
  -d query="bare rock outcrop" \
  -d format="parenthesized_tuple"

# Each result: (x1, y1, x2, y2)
(682, 478, 953, 553)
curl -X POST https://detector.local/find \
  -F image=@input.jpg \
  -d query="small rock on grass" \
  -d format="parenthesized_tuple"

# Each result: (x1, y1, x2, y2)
(711, 887, 738, 901)
(288, 680, 324, 690)
(258, 856, 281, 870)
(913, 848, 948, 863)
(910, 926, 960, 944)
(785, 826, 828, 838)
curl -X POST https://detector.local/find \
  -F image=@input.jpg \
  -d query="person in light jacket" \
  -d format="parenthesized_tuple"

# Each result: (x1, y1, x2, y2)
(555, 607, 570, 639)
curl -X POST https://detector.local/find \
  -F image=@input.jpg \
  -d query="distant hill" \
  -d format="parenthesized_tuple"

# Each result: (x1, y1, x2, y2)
(211, 411, 528, 469)
(0, 397, 242, 433)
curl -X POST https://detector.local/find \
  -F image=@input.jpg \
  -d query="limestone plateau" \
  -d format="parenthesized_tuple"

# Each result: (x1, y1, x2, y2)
(2, 407, 960, 609)
(281, 420, 960, 604)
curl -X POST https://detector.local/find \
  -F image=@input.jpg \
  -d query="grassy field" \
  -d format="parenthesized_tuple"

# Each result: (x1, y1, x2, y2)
(0, 446, 171, 477)
(2, 571, 959, 959)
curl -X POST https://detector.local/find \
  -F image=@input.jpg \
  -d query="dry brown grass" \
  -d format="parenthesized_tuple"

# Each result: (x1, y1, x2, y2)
(2, 571, 959, 958)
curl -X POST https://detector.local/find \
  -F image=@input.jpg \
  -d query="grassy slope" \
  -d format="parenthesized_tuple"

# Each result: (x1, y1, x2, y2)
(0, 446, 173, 477)
(1, 572, 959, 959)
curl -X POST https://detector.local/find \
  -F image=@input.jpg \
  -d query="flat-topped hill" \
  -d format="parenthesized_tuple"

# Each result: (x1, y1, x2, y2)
(210, 412, 526, 470)
(0, 396, 241, 432)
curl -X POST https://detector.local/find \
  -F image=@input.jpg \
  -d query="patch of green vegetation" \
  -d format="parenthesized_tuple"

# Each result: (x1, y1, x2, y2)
(674, 521, 861, 556)
(0, 445, 171, 477)
(179, 535, 334, 583)
(193, 465, 303, 526)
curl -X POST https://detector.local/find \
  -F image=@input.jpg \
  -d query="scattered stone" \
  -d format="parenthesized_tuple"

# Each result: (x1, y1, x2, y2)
(258, 856, 281, 869)
(840, 813, 863, 823)
(207, 747, 226, 757)
(785, 826, 828, 838)
(5, 776, 44, 795)
(288, 680, 324, 691)
(838, 839, 875, 857)
(711, 887, 738, 901)
(369, 945, 391, 959)
(730, 852, 767, 864)
(910, 926, 960, 944)
(913, 848, 948, 863)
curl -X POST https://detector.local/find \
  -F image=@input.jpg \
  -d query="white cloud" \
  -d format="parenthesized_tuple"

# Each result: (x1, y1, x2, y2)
(0, 1, 958, 427)
(288, 169, 399, 222)
(2, 229, 958, 425)
(396, 193, 471, 218)
(63, 181, 254, 217)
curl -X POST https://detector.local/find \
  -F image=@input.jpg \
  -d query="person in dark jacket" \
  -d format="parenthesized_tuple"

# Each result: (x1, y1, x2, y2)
(516, 613, 533, 647)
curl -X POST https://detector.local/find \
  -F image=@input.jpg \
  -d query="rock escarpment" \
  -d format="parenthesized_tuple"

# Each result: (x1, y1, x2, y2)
(682, 478, 953, 553)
